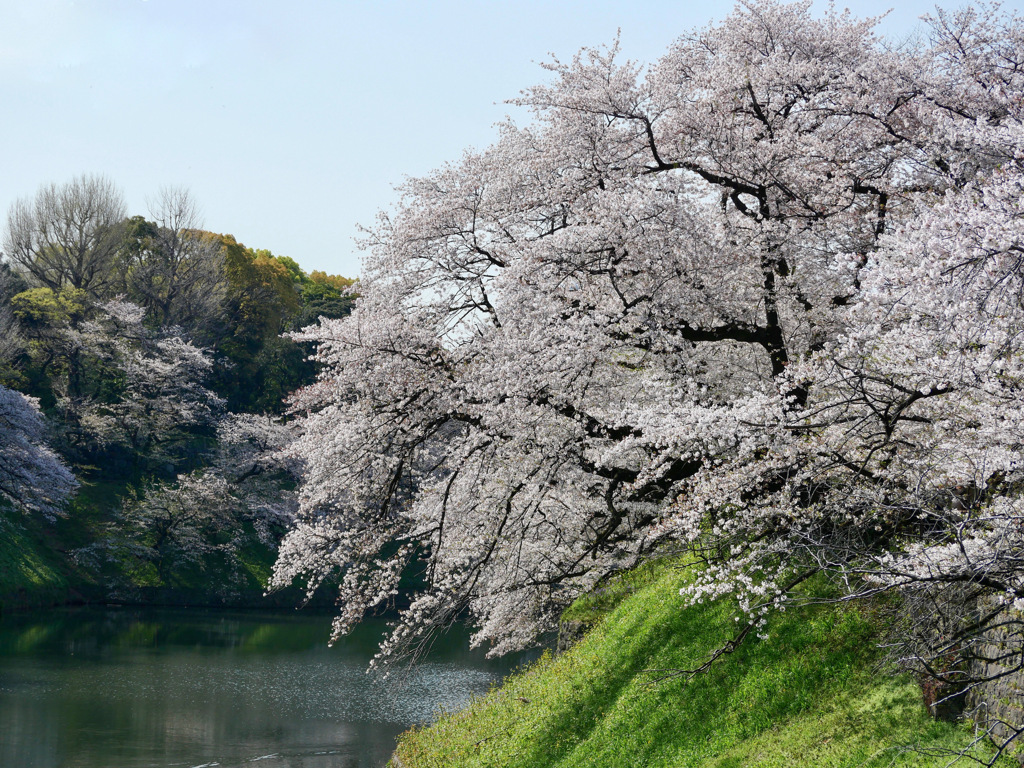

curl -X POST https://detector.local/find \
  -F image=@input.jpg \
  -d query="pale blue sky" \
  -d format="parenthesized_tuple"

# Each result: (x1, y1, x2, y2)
(0, 0, 1015, 277)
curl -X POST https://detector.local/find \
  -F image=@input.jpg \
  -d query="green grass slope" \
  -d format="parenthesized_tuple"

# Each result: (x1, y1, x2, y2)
(392, 559, 1006, 768)
(0, 513, 72, 612)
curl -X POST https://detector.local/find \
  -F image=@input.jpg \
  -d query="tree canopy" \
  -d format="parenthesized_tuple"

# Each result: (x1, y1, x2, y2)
(0, 175, 352, 597)
(269, 0, 1024, 711)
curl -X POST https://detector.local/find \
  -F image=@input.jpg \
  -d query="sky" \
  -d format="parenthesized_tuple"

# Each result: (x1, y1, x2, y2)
(1, 0, 1019, 278)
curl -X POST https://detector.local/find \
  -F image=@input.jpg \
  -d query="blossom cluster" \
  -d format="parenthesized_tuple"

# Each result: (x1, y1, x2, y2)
(271, 0, 1024, 675)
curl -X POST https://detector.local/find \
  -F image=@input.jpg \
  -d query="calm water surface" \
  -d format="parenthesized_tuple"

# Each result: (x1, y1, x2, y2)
(0, 607, 536, 768)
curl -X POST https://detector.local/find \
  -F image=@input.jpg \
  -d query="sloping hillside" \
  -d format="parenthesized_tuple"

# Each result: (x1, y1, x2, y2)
(392, 560, 1006, 768)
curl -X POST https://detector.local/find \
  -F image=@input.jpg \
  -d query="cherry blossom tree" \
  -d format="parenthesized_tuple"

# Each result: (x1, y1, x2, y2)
(110, 471, 239, 583)
(72, 299, 223, 465)
(271, 0, 1024, 688)
(0, 384, 77, 519)
(673, 154, 1024, 712)
(92, 413, 301, 587)
(211, 412, 301, 544)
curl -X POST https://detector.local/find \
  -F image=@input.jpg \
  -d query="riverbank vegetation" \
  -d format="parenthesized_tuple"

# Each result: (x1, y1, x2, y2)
(0, 181, 353, 611)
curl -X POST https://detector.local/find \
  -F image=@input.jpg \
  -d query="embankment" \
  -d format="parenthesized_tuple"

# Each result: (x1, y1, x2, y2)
(391, 559, 1012, 767)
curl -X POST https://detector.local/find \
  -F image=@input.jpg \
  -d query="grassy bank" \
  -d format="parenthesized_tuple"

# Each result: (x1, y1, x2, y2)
(0, 514, 74, 612)
(392, 559, 1006, 768)
(0, 481, 302, 613)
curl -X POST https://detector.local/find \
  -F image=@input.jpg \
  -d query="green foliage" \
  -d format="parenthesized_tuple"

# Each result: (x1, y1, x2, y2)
(308, 270, 355, 290)
(121, 215, 160, 265)
(393, 561, 1009, 768)
(208, 235, 353, 412)
(213, 236, 303, 411)
(221, 236, 299, 341)
(0, 185, 355, 606)
(0, 512, 71, 612)
(270, 254, 307, 286)
(10, 286, 88, 330)
(8, 286, 118, 414)
(294, 279, 354, 330)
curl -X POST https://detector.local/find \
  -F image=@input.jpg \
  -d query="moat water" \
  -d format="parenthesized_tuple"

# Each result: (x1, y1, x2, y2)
(0, 606, 534, 768)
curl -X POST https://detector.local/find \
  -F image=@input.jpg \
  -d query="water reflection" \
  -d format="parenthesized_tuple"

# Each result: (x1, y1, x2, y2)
(0, 607, 536, 768)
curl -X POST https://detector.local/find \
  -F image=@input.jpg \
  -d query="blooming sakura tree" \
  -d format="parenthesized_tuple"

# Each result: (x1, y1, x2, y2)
(272, 0, 1024, 692)
(73, 299, 223, 463)
(0, 384, 77, 518)
(211, 413, 301, 544)
(674, 156, 1024, 697)
(112, 471, 240, 583)
(91, 413, 301, 588)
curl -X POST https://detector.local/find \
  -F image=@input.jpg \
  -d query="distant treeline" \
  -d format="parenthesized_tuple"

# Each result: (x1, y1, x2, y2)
(0, 175, 351, 604)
